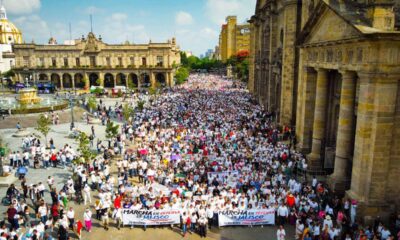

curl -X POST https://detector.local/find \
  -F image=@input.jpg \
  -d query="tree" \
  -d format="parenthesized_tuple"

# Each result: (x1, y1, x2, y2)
(122, 104, 134, 123)
(35, 114, 52, 148)
(137, 100, 145, 111)
(175, 67, 189, 85)
(75, 132, 95, 164)
(87, 96, 97, 113)
(105, 121, 119, 140)
(127, 81, 137, 90)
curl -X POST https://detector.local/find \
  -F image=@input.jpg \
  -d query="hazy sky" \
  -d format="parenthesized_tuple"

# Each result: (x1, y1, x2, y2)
(5, 0, 257, 56)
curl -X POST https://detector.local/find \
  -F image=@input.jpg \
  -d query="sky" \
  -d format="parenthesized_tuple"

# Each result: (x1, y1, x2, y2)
(4, 0, 257, 56)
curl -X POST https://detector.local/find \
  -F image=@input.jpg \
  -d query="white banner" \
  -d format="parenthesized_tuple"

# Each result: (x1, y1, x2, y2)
(218, 209, 275, 226)
(207, 171, 240, 187)
(122, 209, 181, 226)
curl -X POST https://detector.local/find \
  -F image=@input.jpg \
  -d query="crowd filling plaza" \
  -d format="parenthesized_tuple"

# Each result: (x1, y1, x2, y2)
(1, 74, 400, 240)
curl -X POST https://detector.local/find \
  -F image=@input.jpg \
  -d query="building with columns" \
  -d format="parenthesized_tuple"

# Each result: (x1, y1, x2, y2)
(12, 32, 180, 90)
(249, 0, 400, 222)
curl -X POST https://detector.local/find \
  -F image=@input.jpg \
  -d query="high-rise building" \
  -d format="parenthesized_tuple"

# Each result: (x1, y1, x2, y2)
(218, 16, 250, 62)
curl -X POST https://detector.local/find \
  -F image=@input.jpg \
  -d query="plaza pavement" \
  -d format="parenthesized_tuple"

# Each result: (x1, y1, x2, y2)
(0, 97, 295, 240)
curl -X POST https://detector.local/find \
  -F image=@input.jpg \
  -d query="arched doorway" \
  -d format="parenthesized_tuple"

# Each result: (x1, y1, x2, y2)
(156, 73, 166, 86)
(140, 73, 150, 88)
(104, 73, 114, 88)
(39, 74, 48, 81)
(62, 73, 73, 89)
(116, 73, 126, 86)
(74, 73, 85, 88)
(129, 73, 138, 88)
(51, 73, 61, 88)
(89, 73, 99, 86)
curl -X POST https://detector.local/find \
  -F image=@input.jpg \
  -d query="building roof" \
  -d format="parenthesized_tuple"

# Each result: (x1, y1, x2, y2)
(0, 3, 22, 44)
(298, 0, 400, 45)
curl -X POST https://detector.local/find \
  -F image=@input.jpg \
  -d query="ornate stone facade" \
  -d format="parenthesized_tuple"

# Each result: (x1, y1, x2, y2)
(248, 0, 300, 126)
(250, 0, 400, 222)
(12, 32, 180, 90)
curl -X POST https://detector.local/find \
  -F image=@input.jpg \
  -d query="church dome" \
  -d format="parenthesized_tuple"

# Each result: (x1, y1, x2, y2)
(0, 5, 23, 44)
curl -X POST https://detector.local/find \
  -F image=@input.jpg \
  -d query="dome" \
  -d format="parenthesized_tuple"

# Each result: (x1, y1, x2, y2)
(0, 4, 23, 44)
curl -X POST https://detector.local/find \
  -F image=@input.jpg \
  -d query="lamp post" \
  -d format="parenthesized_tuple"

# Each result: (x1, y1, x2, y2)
(69, 95, 75, 131)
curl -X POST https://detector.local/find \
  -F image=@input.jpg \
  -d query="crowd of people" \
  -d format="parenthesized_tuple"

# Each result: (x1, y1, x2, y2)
(0, 73, 398, 240)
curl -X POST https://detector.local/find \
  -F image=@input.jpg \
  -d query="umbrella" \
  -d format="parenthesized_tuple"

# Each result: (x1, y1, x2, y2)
(139, 149, 148, 155)
(175, 173, 186, 178)
(170, 154, 181, 161)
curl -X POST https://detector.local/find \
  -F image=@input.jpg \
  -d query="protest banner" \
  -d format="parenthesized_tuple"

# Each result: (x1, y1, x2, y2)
(122, 209, 180, 226)
(218, 209, 275, 226)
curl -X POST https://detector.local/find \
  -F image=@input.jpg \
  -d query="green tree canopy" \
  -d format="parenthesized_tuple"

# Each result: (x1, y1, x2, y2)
(35, 114, 52, 147)
(105, 121, 119, 139)
(87, 96, 97, 112)
(175, 67, 189, 85)
(75, 132, 95, 164)
(122, 104, 134, 123)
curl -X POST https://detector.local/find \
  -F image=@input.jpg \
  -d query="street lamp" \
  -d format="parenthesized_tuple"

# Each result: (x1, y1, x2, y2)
(69, 95, 75, 131)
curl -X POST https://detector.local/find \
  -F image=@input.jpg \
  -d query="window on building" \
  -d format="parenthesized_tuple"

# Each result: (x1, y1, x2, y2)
(130, 57, 135, 66)
(64, 58, 68, 67)
(118, 57, 123, 67)
(142, 57, 146, 66)
(23, 56, 29, 67)
(39, 57, 44, 67)
(106, 57, 111, 67)
(76, 58, 80, 67)
(51, 57, 57, 67)
(156, 56, 163, 67)
(90, 56, 96, 67)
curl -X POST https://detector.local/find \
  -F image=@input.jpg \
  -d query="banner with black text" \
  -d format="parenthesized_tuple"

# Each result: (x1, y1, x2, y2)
(122, 209, 180, 226)
(218, 209, 275, 226)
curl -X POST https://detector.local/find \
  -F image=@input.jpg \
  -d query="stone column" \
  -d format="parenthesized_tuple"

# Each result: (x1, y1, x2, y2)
(347, 73, 399, 222)
(71, 73, 76, 90)
(150, 72, 156, 88)
(169, 72, 174, 87)
(84, 73, 89, 89)
(296, 67, 317, 153)
(329, 70, 357, 193)
(98, 72, 104, 87)
(59, 75, 64, 91)
(166, 72, 171, 87)
(113, 73, 117, 87)
(307, 68, 328, 170)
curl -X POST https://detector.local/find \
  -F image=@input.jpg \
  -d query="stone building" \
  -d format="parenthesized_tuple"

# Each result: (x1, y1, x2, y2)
(12, 32, 180, 90)
(218, 16, 251, 62)
(249, 0, 400, 222)
(248, 0, 300, 125)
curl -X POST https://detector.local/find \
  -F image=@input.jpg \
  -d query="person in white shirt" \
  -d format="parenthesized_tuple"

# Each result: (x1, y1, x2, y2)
(277, 203, 289, 225)
(67, 207, 75, 230)
(83, 184, 92, 205)
(277, 225, 286, 240)
(83, 208, 92, 232)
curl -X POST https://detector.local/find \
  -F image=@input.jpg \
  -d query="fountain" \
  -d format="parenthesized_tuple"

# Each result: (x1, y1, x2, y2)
(17, 88, 42, 104)
(0, 88, 68, 114)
